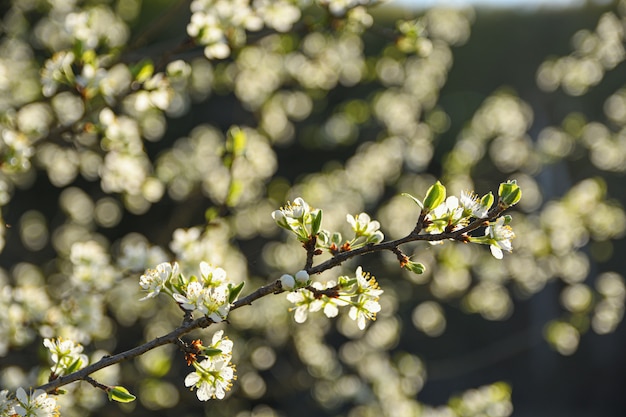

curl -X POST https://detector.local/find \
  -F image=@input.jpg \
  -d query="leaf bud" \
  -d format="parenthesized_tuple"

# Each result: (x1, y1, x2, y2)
(498, 180, 522, 208)
(423, 181, 446, 212)
(404, 261, 426, 274)
(480, 191, 494, 211)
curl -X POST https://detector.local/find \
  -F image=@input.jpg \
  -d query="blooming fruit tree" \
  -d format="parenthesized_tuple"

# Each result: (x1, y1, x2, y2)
(0, 0, 625, 416)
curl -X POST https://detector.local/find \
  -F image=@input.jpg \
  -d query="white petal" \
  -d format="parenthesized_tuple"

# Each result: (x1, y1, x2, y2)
(212, 330, 224, 344)
(490, 245, 504, 259)
(200, 261, 211, 277)
(364, 300, 381, 313)
(357, 313, 367, 330)
(294, 306, 308, 323)
(323, 303, 339, 318)
(16, 387, 28, 404)
(197, 381, 213, 401)
(185, 372, 201, 387)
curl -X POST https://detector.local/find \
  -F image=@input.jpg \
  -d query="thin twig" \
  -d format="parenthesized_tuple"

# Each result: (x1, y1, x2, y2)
(36, 316, 212, 393)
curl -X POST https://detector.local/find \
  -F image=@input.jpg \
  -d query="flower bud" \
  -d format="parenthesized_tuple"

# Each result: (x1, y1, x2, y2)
(295, 270, 310, 285)
(423, 181, 446, 212)
(498, 180, 522, 208)
(280, 274, 295, 290)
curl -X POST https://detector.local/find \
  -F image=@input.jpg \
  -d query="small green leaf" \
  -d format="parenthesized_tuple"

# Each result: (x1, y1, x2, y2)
(202, 347, 224, 357)
(66, 357, 85, 374)
(311, 210, 323, 235)
(133, 59, 154, 83)
(404, 261, 426, 274)
(480, 191, 495, 211)
(401, 192, 423, 209)
(108, 386, 136, 403)
(228, 282, 245, 304)
(423, 181, 446, 212)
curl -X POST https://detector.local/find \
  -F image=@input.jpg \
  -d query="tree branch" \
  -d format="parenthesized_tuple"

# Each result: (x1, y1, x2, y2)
(37, 316, 213, 393)
(36, 205, 505, 394)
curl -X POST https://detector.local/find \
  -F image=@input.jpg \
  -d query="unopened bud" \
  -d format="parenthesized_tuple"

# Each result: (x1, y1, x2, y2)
(280, 274, 295, 290)
(295, 270, 310, 285)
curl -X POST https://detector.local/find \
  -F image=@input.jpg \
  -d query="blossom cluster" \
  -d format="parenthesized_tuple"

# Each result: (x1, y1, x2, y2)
(403, 180, 520, 259)
(187, 0, 301, 60)
(0, 337, 87, 416)
(184, 330, 237, 401)
(0, 388, 59, 417)
(286, 266, 383, 330)
(272, 196, 384, 253)
(139, 261, 242, 322)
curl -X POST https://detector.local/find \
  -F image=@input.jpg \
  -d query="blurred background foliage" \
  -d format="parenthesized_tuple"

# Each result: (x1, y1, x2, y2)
(1, 0, 625, 416)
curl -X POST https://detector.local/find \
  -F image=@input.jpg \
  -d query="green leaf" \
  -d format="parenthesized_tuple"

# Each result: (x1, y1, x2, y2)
(66, 357, 85, 374)
(481, 192, 495, 211)
(228, 282, 245, 303)
(133, 59, 154, 83)
(202, 347, 224, 357)
(401, 192, 423, 210)
(107, 386, 136, 403)
(423, 181, 446, 212)
(311, 210, 323, 235)
(405, 261, 426, 274)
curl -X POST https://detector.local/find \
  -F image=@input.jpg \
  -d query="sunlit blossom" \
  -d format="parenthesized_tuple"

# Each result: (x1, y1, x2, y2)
(139, 262, 179, 300)
(199, 262, 227, 286)
(208, 330, 233, 358)
(43, 337, 88, 376)
(485, 217, 515, 259)
(460, 190, 489, 218)
(349, 266, 383, 329)
(174, 281, 209, 314)
(185, 357, 236, 401)
(347, 213, 380, 236)
(426, 196, 468, 235)
(13, 388, 59, 417)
